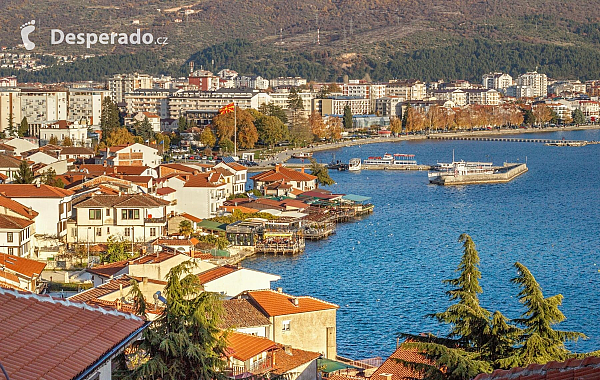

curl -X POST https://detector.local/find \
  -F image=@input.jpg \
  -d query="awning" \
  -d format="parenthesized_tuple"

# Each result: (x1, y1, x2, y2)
(197, 220, 228, 233)
(317, 358, 359, 373)
(342, 194, 372, 203)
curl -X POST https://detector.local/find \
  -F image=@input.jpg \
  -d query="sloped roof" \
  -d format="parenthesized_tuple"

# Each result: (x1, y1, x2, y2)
(86, 251, 181, 278)
(0, 184, 74, 198)
(221, 298, 271, 329)
(69, 276, 133, 303)
(251, 165, 317, 182)
(370, 344, 432, 380)
(0, 154, 22, 168)
(474, 356, 600, 380)
(246, 289, 338, 317)
(0, 214, 34, 229)
(197, 265, 238, 284)
(272, 347, 321, 374)
(0, 254, 46, 278)
(224, 162, 247, 171)
(184, 172, 225, 188)
(0, 195, 38, 219)
(74, 193, 169, 208)
(226, 331, 277, 362)
(181, 212, 202, 223)
(156, 186, 176, 195)
(0, 287, 146, 380)
(59, 147, 94, 155)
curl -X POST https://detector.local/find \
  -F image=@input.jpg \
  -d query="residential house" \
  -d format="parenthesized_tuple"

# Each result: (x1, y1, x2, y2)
(0, 154, 22, 182)
(0, 184, 74, 238)
(242, 289, 338, 359)
(0, 287, 148, 380)
(215, 161, 248, 195)
(474, 356, 600, 380)
(151, 236, 200, 255)
(369, 343, 433, 380)
(175, 172, 227, 219)
(225, 332, 278, 377)
(130, 111, 161, 133)
(0, 254, 45, 292)
(3, 137, 38, 157)
(197, 264, 280, 297)
(39, 119, 89, 146)
(271, 347, 321, 380)
(96, 143, 161, 167)
(222, 298, 272, 337)
(59, 146, 95, 161)
(70, 193, 170, 245)
(85, 250, 208, 286)
(251, 165, 317, 194)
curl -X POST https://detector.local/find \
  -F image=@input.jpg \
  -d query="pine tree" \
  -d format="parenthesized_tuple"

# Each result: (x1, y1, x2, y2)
(41, 168, 65, 188)
(502, 262, 586, 367)
(122, 261, 228, 380)
(309, 158, 335, 186)
(178, 116, 188, 132)
(62, 136, 73, 147)
(49, 135, 59, 145)
(14, 161, 34, 184)
(343, 105, 353, 129)
(572, 109, 586, 125)
(100, 97, 121, 142)
(19, 117, 29, 137)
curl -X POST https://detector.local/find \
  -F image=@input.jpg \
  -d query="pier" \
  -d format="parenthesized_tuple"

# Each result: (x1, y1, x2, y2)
(429, 163, 528, 186)
(427, 135, 598, 145)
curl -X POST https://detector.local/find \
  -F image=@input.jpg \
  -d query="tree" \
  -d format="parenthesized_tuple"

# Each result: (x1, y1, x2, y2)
(179, 220, 193, 237)
(404, 106, 425, 132)
(533, 105, 553, 126)
(390, 116, 403, 135)
(219, 137, 235, 153)
(502, 262, 586, 367)
(100, 97, 121, 142)
(102, 235, 131, 263)
(121, 261, 228, 380)
(289, 115, 314, 147)
(288, 87, 304, 114)
(62, 136, 73, 147)
(258, 102, 288, 124)
(135, 116, 154, 142)
(14, 161, 34, 184)
(200, 127, 217, 147)
(49, 135, 59, 145)
(40, 168, 65, 188)
(236, 116, 259, 149)
(326, 117, 343, 141)
(309, 158, 335, 186)
(343, 105, 353, 129)
(212, 107, 256, 149)
(177, 115, 188, 132)
(523, 109, 536, 126)
(572, 109, 586, 125)
(101, 127, 136, 148)
(309, 113, 328, 140)
(19, 117, 29, 137)
(155, 133, 171, 149)
(255, 115, 289, 148)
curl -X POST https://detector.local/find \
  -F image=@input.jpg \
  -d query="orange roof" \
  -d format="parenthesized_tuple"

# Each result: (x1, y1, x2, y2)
(226, 331, 277, 361)
(246, 289, 338, 317)
(474, 356, 600, 380)
(0, 184, 74, 198)
(370, 344, 433, 380)
(0, 270, 20, 284)
(0, 214, 34, 229)
(197, 265, 238, 284)
(0, 288, 146, 380)
(272, 347, 321, 374)
(0, 254, 46, 279)
(251, 165, 317, 182)
(181, 212, 202, 223)
(224, 162, 248, 171)
(0, 195, 38, 219)
(86, 251, 181, 278)
(184, 172, 225, 188)
(221, 205, 259, 213)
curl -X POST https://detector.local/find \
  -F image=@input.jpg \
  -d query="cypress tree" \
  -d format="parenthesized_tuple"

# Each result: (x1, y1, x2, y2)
(343, 105, 353, 129)
(14, 161, 34, 184)
(100, 97, 121, 142)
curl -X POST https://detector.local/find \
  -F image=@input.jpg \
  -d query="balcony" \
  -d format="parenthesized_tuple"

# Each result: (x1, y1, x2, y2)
(226, 356, 274, 377)
(144, 216, 167, 224)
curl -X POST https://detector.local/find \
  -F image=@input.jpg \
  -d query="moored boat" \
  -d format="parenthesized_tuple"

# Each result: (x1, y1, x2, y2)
(348, 158, 362, 171)
(363, 153, 417, 166)
(292, 152, 313, 159)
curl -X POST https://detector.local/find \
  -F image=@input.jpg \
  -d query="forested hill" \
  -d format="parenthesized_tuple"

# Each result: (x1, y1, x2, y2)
(2, 0, 600, 82)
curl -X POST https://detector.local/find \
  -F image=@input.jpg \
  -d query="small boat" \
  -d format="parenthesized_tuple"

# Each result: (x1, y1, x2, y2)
(348, 158, 362, 171)
(292, 152, 313, 159)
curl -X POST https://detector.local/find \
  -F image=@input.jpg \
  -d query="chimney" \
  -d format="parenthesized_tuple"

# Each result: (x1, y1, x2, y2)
(283, 345, 292, 355)
(381, 374, 393, 380)
(236, 262, 241, 269)
(301, 166, 305, 173)
(275, 164, 280, 173)
(292, 297, 299, 306)
(276, 287, 283, 293)
(143, 277, 148, 286)
(36, 183, 41, 188)
(119, 283, 123, 296)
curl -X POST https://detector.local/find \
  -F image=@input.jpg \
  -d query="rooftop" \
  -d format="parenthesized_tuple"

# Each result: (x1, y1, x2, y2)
(474, 356, 600, 380)
(0, 254, 46, 278)
(226, 331, 277, 362)
(74, 193, 169, 208)
(245, 289, 338, 317)
(0, 287, 146, 380)
(370, 344, 432, 380)
(0, 184, 74, 198)
(272, 347, 321, 375)
(221, 298, 271, 329)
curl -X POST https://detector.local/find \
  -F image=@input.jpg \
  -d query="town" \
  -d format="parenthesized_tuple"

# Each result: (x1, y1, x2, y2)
(0, 67, 599, 380)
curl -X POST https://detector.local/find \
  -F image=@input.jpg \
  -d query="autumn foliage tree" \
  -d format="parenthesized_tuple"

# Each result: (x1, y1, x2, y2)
(211, 107, 258, 149)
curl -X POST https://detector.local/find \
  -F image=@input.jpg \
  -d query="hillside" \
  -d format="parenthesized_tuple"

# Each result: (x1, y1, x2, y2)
(1, 0, 600, 82)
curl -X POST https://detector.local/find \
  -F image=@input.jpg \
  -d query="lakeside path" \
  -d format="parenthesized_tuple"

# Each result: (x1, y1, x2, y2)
(249, 124, 600, 170)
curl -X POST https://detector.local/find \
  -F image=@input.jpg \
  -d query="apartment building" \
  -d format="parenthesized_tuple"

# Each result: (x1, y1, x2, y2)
(39, 120, 90, 146)
(0, 88, 21, 134)
(517, 71, 548, 98)
(67, 88, 108, 127)
(20, 89, 68, 136)
(312, 97, 371, 116)
(167, 89, 270, 119)
(96, 143, 161, 167)
(124, 88, 177, 119)
(385, 80, 426, 100)
(188, 70, 221, 91)
(270, 77, 307, 88)
(482, 72, 513, 92)
(108, 73, 153, 103)
(464, 89, 501, 105)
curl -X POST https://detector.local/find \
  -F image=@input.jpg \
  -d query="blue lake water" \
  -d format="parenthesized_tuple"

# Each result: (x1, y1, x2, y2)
(243, 129, 600, 359)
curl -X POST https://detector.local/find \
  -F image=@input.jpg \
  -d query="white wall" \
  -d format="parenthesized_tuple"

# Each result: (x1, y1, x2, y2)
(204, 269, 280, 297)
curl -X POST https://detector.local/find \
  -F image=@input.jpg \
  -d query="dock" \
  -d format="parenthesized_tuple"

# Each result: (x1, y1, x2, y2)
(429, 163, 528, 186)
(361, 164, 432, 171)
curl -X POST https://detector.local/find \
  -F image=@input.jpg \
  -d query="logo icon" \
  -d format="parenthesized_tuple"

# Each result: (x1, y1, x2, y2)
(20, 20, 36, 51)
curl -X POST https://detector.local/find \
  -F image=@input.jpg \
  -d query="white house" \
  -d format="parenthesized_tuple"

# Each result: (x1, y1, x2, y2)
(0, 194, 38, 258)
(197, 264, 280, 297)
(39, 119, 89, 146)
(70, 193, 170, 245)
(0, 184, 74, 238)
(3, 138, 38, 157)
(96, 143, 162, 167)
(26, 151, 58, 165)
(215, 161, 248, 195)
(130, 112, 161, 133)
(0, 154, 22, 182)
(174, 172, 227, 219)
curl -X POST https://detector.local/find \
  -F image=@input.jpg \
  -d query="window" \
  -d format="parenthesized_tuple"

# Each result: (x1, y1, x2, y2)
(8, 248, 14, 255)
(125, 228, 131, 237)
(150, 228, 156, 237)
(106, 227, 110, 235)
(282, 320, 290, 331)
(121, 209, 140, 220)
(89, 209, 101, 220)
(106, 209, 110, 216)
(96, 228, 102, 236)
(7, 232, 13, 242)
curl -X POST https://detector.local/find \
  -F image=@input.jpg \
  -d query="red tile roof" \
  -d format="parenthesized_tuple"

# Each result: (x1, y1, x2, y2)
(251, 165, 317, 182)
(224, 162, 247, 171)
(184, 172, 225, 188)
(86, 251, 181, 278)
(370, 344, 432, 380)
(226, 331, 277, 361)
(156, 186, 176, 195)
(74, 193, 169, 208)
(0, 195, 38, 219)
(0, 184, 74, 198)
(181, 212, 202, 223)
(474, 357, 600, 380)
(197, 265, 238, 284)
(245, 289, 338, 317)
(0, 254, 46, 278)
(272, 347, 321, 374)
(0, 214, 34, 229)
(221, 298, 271, 329)
(69, 276, 133, 303)
(0, 288, 146, 380)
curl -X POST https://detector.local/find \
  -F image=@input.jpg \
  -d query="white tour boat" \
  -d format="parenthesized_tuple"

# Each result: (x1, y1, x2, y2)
(348, 158, 362, 171)
(362, 153, 417, 166)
